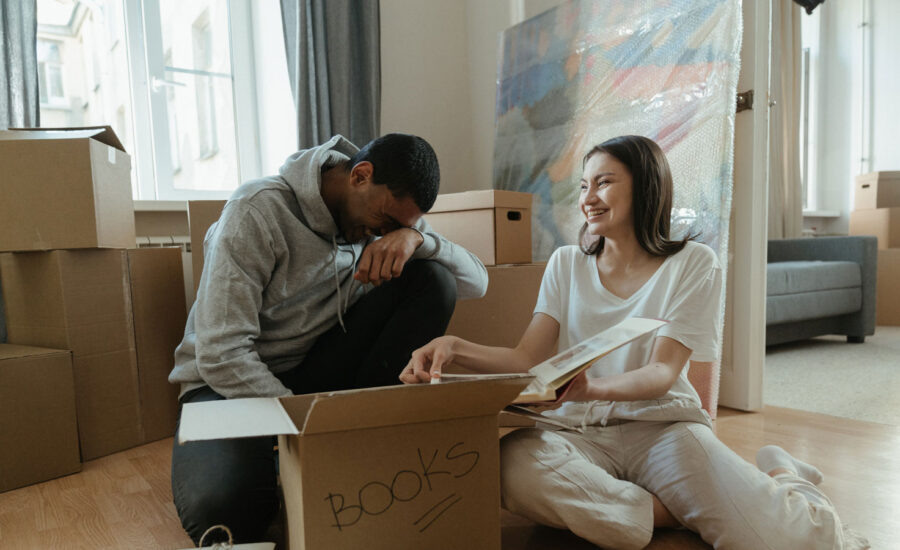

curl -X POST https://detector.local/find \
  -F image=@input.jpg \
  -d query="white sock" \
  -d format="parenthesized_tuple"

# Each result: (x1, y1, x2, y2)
(755, 445, 824, 485)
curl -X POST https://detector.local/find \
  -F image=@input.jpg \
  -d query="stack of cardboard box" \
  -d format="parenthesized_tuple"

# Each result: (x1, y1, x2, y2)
(424, 190, 544, 349)
(849, 171, 900, 326)
(0, 127, 187, 493)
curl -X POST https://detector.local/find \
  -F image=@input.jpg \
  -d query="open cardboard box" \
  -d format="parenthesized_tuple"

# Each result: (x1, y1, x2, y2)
(0, 126, 135, 252)
(178, 377, 531, 550)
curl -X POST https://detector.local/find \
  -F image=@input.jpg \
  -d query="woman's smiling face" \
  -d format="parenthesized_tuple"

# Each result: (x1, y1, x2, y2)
(579, 152, 634, 239)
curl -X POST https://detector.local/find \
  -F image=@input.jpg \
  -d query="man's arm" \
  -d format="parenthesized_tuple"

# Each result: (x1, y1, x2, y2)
(352, 218, 489, 299)
(193, 203, 292, 398)
(407, 216, 489, 299)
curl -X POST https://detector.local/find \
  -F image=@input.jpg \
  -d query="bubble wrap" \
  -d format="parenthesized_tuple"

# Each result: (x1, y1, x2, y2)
(493, 0, 742, 268)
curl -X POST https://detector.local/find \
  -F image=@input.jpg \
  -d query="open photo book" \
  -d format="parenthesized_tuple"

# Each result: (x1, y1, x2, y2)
(437, 317, 668, 405)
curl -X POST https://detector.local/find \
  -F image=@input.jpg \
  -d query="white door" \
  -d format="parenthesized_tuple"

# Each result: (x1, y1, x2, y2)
(718, 0, 770, 411)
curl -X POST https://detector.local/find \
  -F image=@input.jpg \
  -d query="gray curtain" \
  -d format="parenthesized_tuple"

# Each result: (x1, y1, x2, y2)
(280, 0, 380, 149)
(1, 0, 40, 130)
(0, 0, 39, 343)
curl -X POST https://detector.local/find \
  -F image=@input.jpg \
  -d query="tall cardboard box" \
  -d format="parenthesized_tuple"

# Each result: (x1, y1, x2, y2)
(0, 344, 81, 492)
(128, 248, 188, 442)
(849, 207, 900, 249)
(178, 379, 530, 550)
(0, 248, 186, 458)
(446, 263, 546, 348)
(876, 249, 900, 326)
(1, 250, 142, 459)
(854, 171, 900, 210)
(0, 127, 136, 252)
(188, 200, 227, 293)
(424, 190, 533, 265)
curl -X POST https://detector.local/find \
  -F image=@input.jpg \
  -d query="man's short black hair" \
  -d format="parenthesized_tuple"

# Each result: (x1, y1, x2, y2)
(348, 133, 440, 212)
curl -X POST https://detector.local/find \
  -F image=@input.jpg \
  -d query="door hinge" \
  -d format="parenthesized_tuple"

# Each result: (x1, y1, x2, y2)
(736, 90, 754, 113)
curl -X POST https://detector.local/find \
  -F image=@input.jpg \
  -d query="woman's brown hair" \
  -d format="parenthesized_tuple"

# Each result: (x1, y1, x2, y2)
(578, 135, 690, 256)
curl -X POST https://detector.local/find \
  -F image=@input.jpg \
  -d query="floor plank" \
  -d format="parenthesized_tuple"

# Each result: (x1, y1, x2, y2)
(0, 406, 893, 549)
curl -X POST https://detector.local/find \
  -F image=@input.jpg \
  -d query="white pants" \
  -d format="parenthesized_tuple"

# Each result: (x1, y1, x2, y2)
(500, 421, 844, 550)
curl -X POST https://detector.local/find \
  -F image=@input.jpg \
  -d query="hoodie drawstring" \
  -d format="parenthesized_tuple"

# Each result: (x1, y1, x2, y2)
(332, 234, 347, 333)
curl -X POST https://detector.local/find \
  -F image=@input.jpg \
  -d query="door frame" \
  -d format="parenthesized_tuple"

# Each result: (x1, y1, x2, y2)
(719, 0, 770, 411)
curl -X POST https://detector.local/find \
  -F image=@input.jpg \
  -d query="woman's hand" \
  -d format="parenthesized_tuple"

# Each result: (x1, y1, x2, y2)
(400, 335, 458, 384)
(559, 371, 595, 402)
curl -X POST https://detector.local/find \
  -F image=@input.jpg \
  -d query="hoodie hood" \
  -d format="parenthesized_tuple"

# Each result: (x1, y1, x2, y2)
(278, 134, 360, 237)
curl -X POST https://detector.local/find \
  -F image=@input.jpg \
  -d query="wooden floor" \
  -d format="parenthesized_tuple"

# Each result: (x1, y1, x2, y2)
(1, 406, 895, 549)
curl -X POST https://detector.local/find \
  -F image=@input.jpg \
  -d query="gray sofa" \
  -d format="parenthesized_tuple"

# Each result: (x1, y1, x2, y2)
(766, 236, 877, 346)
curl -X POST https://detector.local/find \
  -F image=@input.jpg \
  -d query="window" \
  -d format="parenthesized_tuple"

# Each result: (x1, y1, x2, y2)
(164, 50, 182, 173)
(37, 40, 66, 105)
(35, 0, 294, 201)
(191, 12, 218, 159)
(800, 7, 821, 210)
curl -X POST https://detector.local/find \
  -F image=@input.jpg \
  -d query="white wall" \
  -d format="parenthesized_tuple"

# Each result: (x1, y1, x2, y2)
(810, 0, 900, 235)
(379, 0, 564, 194)
(380, 1, 479, 193)
(870, 0, 900, 174)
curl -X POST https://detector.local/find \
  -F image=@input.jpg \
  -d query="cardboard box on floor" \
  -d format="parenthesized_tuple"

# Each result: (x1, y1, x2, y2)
(849, 207, 900, 249)
(854, 171, 900, 210)
(188, 200, 227, 293)
(423, 190, 533, 265)
(178, 378, 530, 550)
(876, 249, 900, 326)
(0, 126, 136, 252)
(128, 248, 188, 441)
(446, 263, 546, 348)
(0, 344, 81, 493)
(0, 248, 186, 459)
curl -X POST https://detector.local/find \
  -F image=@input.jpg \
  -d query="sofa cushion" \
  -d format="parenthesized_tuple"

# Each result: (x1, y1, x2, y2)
(767, 288, 862, 325)
(767, 261, 861, 296)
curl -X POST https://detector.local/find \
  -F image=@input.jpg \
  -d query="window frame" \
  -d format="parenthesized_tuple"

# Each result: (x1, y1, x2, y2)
(37, 38, 68, 107)
(124, 0, 261, 201)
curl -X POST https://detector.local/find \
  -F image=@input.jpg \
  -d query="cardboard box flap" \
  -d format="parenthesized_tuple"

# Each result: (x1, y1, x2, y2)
(1, 126, 125, 152)
(0, 344, 68, 361)
(429, 190, 533, 213)
(299, 377, 531, 436)
(177, 397, 300, 444)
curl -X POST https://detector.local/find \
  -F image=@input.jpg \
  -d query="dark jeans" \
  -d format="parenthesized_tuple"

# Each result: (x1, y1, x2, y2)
(171, 260, 457, 544)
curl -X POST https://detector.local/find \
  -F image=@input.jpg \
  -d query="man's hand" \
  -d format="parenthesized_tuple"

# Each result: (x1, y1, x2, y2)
(355, 228, 424, 285)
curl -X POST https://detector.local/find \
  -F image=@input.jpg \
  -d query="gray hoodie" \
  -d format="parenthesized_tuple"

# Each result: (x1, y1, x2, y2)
(169, 135, 488, 399)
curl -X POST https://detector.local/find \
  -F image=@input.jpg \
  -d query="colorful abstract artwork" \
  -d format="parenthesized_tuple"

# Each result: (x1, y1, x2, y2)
(493, 0, 742, 266)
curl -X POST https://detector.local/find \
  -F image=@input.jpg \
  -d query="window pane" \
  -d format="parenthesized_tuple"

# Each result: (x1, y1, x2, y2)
(159, 0, 238, 192)
(37, 0, 138, 197)
(163, 70, 238, 190)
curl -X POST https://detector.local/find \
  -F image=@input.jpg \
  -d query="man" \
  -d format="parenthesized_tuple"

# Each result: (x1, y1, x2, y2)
(169, 133, 487, 544)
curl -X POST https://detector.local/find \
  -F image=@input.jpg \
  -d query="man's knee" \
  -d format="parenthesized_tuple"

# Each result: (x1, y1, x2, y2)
(171, 433, 279, 544)
(403, 260, 457, 313)
(175, 475, 280, 544)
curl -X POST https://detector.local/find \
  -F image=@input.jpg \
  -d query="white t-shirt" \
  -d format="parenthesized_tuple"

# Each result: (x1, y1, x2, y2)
(535, 241, 723, 427)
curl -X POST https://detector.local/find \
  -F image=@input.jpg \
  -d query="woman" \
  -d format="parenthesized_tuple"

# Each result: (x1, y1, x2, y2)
(400, 136, 859, 549)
